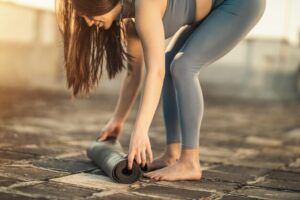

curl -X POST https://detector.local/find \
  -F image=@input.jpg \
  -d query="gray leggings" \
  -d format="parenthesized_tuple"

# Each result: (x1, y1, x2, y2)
(162, 0, 266, 149)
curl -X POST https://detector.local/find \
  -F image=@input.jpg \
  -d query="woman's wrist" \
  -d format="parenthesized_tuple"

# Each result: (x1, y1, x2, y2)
(112, 116, 126, 124)
(132, 124, 148, 136)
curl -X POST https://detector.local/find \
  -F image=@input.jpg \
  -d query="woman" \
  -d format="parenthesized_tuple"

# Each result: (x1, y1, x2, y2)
(55, 0, 266, 181)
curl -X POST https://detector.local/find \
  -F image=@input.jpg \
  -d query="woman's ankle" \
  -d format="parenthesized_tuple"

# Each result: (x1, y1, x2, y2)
(165, 142, 181, 158)
(179, 147, 200, 165)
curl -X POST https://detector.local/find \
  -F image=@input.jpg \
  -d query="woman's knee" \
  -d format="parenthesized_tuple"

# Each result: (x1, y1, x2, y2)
(170, 57, 185, 80)
(170, 54, 197, 80)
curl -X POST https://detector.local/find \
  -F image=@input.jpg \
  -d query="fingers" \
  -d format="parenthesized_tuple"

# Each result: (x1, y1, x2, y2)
(97, 131, 107, 141)
(146, 143, 153, 163)
(127, 150, 135, 170)
(140, 150, 146, 167)
(127, 149, 147, 170)
(127, 136, 153, 170)
(135, 151, 142, 166)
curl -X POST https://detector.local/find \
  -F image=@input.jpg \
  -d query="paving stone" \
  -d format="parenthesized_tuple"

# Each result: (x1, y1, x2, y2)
(4, 124, 53, 136)
(132, 185, 212, 199)
(63, 140, 94, 149)
(231, 148, 261, 160)
(0, 176, 20, 187)
(31, 158, 97, 173)
(266, 170, 300, 182)
(151, 178, 239, 194)
(51, 173, 130, 191)
(242, 148, 296, 163)
(232, 186, 300, 200)
(0, 144, 82, 158)
(201, 171, 246, 185)
(15, 181, 102, 200)
(282, 128, 300, 146)
(234, 148, 297, 170)
(284, 139, 300, 147)
(199, 146, 239, 160)
(245, 136, 282, 147)
(225, 160, 285, 170)
(286, 158, 300, 172)
(204, 139, 263, 150)
(0, 130, 61, 146)
(200, 146, 259, 164)
(203, 165, 268, 184)
(251, 170, 300, 192)
(0, 146, 55, 157)
(0, 165, 70, 181)
(254, 178, 300, 192)
(88, 192, 160, 200)
(0, 192, 47, 200)
(284, 146, 300, 156)
(0, 150, 37, 161)
(220, 194, 260, 200)
(14, 117, 75, 131)
(285, 128, 300, 139)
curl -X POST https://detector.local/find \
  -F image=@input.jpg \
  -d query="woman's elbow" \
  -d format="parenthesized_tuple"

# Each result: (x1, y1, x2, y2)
(128, 71, 144, 85)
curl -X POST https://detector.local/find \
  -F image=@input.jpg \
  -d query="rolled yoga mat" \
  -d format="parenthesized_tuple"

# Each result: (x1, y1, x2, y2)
(86, 137, 148, 184)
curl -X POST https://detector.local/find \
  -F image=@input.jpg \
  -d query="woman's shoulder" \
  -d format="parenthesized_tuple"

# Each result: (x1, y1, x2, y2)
(133, 0, 167, 21)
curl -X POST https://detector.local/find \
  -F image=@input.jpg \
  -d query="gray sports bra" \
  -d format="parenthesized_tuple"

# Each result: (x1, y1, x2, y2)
(117, 0, 196, 39)
(162, 0, 197, 38)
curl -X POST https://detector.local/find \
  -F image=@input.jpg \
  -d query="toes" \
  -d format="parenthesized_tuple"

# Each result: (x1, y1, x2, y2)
(146, 172, 159, 179)
(145, 172, 157, 179)
(153, 176, 160, 181)
(144, 168, 168, 180)
(151, 173, 160, 179)
(143, 172, 153, 177)
(143, 173, 150, 178)
(159, 175, 175, 181)
(152, 173, 162, 180)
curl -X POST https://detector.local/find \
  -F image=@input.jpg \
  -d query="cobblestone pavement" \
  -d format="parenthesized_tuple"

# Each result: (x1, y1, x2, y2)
(0, 87, 300, 200)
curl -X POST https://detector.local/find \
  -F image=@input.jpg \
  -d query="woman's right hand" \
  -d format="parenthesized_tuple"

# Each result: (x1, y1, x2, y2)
(97, 118, 124, 141)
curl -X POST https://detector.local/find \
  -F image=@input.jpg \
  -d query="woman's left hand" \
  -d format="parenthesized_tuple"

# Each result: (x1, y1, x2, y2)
(127, 131, 153, 170)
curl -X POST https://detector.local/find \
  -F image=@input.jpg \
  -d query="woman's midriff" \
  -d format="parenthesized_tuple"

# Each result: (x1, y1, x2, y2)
(160, 0, 214, 24)
(194, 0, 213, 23)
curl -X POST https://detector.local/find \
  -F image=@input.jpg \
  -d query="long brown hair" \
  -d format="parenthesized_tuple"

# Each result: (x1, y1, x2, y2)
(55, 0, 134, 97)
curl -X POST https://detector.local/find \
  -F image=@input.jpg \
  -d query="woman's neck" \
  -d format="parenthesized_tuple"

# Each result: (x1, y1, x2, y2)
(122, 0, 135, 18)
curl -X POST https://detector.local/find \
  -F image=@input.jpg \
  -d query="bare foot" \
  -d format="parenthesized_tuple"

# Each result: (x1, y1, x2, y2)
(143, 148, 202, 181)
(146, 153, 179, 172)
(146, 143, 181, 172)
(143, 159, 202, 181)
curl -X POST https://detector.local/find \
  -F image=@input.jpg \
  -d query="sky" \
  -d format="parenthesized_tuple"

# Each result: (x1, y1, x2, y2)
(2, 0, 300, 45)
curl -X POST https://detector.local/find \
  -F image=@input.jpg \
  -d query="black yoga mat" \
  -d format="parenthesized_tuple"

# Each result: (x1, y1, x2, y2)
(86, 137, 148, 184)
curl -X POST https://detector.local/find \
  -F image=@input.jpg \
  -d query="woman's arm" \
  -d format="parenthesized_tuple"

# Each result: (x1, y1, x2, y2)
(133, 0, 165, 133)
(111, 19, 145, 124)
(127, 0, 165, 169)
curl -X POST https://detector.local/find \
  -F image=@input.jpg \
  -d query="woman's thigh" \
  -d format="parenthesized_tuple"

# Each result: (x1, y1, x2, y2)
(170, 0, 266, 72)
(164, 25, 197, 73)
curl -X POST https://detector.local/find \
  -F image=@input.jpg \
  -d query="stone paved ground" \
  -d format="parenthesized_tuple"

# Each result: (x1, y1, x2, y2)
(0, 87, 300, 200)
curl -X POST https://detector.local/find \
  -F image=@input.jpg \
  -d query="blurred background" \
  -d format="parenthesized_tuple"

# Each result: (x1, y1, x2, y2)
(0, 0, 300, 101)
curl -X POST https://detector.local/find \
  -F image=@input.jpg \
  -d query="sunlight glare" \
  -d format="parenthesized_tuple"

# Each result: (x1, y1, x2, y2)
(1, 0, 55, 11)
